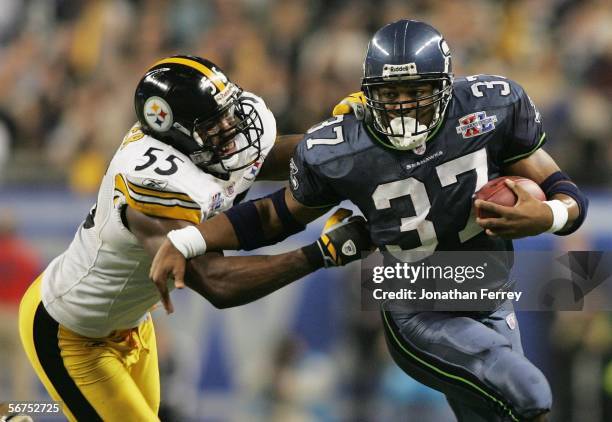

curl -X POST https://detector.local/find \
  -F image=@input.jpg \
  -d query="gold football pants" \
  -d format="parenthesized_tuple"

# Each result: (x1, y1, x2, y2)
(18, 275, 160, 421)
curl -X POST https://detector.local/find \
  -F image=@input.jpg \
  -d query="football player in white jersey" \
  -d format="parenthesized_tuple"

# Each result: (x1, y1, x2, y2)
(18, 55, 371, 421)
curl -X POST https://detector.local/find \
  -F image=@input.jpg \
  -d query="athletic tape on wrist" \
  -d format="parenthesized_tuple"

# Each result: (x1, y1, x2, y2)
(167, 226, 207, 259)
(544, 200, 569, 233)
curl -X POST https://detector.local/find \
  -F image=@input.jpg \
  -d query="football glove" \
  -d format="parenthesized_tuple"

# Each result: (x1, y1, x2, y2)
(302, 208, 372, 268)
(332, 91, 367, 121)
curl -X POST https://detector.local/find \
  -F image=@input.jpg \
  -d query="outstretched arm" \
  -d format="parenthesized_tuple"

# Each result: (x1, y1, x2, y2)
(148, 188, 337, 293)
(127, 203, 369, 311)
(180, 187, 327, 253)
(126, 205, 318, 310)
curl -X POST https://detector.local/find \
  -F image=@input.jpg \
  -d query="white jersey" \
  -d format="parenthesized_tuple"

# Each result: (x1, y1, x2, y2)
(41, 93, 276, 338)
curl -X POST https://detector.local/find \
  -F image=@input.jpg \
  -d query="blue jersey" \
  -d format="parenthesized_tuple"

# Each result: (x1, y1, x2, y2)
(291, 75, 545, 279)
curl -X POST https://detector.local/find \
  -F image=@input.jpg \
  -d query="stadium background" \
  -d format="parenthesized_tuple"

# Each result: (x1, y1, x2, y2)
(0, 0, 611, 420)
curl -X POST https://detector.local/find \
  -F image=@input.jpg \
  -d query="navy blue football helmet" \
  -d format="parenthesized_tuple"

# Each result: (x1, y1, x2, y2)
(362, 20, 453, 150)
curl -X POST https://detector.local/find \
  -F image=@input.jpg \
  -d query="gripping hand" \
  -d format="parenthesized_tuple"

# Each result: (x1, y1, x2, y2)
(303, 208, 372, 268)
(332, 91, 367, 121)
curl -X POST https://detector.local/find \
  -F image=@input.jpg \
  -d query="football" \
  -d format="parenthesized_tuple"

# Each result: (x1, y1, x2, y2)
(475, 176, 546, 218)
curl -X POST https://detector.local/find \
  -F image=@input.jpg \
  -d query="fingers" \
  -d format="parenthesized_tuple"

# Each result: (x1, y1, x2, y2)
(156, 279, 174, 314)
(149, 239, 186, 314)
(348, 215, 367, 224)
(173, 260, 186, 290)
(332, 207, 353, 220)
(149, 239, 169, 280)
(149, 257, 166, 285)
(476, 216, 505, 230)
(173, 256, 187, 290)
(476, 212, 513, 238)
(474, 199, 513, 216)
(332, 103, 351, 116)
(477, 217, 519, 239)
(323, 208, 353, 232)
(474, 180, 544, 239)
(332, 92, 366, 117)
(504, 179, 531, 202)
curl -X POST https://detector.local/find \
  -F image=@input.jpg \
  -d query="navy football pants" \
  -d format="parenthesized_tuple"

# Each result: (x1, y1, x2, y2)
(382, 301, 551, 421)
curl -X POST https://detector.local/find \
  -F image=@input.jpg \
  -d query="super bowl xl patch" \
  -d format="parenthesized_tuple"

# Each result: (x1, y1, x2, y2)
(456, 111, 497, 139)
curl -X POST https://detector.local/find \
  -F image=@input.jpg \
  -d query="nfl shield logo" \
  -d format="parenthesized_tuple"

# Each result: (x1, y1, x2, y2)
(456, 111, 498, 138)
(506, 312, 517, 330)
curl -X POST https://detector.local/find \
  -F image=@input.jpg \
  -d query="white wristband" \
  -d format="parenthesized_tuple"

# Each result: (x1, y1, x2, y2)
(544, 200, 569, 233)
(167, 226, 207, 259)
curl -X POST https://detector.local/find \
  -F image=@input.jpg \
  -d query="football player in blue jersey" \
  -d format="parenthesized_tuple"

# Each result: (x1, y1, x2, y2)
(149, 20, 588, 421)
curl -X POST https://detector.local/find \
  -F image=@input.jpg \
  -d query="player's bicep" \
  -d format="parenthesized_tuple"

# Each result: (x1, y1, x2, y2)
(257, 134, 304, 181)
(125, 206, 191, 257)
(503, 148, 560, 184)
(285, 187, 330, 224)
(289, 142, 342, 208)
(501, 81, 546, 164)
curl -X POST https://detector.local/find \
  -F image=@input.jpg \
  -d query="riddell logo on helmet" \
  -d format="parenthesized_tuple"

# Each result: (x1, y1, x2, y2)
(382, 63, 418, 78)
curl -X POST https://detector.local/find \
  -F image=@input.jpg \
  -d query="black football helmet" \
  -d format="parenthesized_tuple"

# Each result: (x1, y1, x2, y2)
(134, 55, 263, 177)
(362, 20, 453, 150)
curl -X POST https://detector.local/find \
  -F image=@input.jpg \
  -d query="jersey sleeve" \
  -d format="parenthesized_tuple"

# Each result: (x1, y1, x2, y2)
(114, 173, 203, 224)
(289, 140, 342, 207)
(500, 80, 546, 164)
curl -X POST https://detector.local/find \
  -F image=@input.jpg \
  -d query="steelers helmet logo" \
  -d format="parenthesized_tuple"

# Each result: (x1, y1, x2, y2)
(144, 96, 173, 132)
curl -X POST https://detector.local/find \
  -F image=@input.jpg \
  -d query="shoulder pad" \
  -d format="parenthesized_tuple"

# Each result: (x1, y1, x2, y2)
(452, 74, 526, 109)
(300, 114, 368, 166)
(119, 123, 146, 150)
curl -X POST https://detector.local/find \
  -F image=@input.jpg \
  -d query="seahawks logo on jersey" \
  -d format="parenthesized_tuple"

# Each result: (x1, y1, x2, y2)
(289, 158, 299, 190)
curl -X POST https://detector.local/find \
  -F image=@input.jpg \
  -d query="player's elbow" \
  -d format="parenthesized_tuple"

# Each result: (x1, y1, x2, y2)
(207, 296, 234, 309)
(202, 277, 256, 309)
(205, 284, 239, 309)
(184, 264, 242, 309)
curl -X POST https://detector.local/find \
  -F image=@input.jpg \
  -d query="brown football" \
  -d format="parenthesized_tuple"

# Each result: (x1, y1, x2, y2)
(475, 176, 546, 218)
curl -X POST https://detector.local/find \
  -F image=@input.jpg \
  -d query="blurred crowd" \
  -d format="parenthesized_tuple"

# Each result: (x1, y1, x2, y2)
(0, 0, 611, 192)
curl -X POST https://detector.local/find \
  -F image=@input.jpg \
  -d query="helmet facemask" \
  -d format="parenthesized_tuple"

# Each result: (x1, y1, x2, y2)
(191, 95, 263, 176)
(363, 75, 452, 150)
